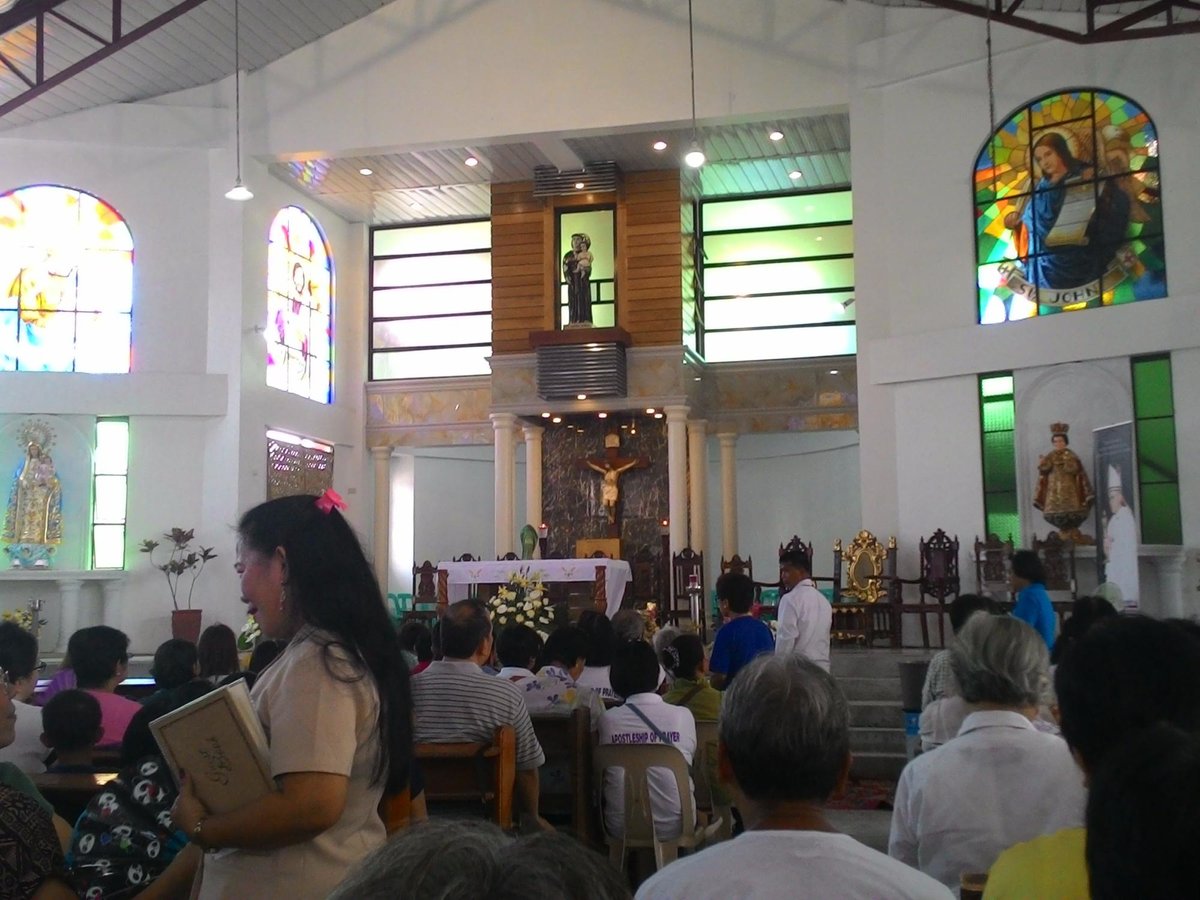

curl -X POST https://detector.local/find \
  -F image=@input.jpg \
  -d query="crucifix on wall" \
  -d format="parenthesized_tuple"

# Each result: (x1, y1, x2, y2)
(577, 432, 650, 537)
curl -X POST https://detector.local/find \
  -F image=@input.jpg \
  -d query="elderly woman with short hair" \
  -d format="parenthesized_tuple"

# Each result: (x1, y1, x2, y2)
(888, 614, 1086, 893)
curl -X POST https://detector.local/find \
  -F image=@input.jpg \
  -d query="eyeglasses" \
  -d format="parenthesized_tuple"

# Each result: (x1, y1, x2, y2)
(1, 670, 17, 698)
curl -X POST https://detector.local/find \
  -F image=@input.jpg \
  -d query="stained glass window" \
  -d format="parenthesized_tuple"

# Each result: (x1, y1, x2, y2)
(267, 206, 333, 402)
(0, 185, 133, 372)
(699, 190, 855, 362)
(370, 219, 492, 379)
(979, 373, 1020, 544)
(976, 90, 1165, 324)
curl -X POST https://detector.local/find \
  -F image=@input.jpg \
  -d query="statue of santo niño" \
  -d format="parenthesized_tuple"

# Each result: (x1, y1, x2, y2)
(1033, 423, 1095, 544)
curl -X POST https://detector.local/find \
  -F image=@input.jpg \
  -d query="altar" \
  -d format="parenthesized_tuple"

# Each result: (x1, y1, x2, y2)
(436, 558, 632, 619)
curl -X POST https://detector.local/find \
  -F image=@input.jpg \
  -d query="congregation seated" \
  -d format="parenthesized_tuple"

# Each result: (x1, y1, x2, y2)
(708, 572, 774, 691)
(329, 819, 630, 899)
(504, 624, 606, 726)
(68, 625, 142, 749)
(661, 634, 721, 722)
(144, 637, 200, 706)
(889, 614, 1086, 892)
(1084, 723, 1199, 900)
(197, 623, 240, 685)
(598, 640, 696, 840)
(398, 620, 434, 673)
(637, 654, 951, 899)
(411, 598, 551, 829)
(919, 594, 995, 752)
(576, 609, 620, 702)
(1049, 594, 1117, 665)
(41, 690, 102, 774)
(215, 637, 289, 691)
(984, 615, 1200, 898)
(0, 621, 49, 773)
(0, 783, 74, 900)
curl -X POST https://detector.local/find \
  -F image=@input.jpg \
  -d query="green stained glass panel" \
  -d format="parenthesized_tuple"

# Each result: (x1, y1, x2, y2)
(982, 398, 1015, 432)
(703, 191, 852, 232)
(982, 432, 1016, 491)
(93, 524, 125, 570)
(1135, 418, 1177, 484)
(1139, 484, 1182, 545)
(980, 375, 1014, 398)
(1132, 357, 1174, 417)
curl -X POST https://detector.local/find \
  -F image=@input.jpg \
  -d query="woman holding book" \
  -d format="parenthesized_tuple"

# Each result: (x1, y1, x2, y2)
(171, 491, 413, 900)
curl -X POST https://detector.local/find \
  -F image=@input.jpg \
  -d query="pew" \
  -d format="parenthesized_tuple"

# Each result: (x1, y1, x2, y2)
(414, 724, 516, 830)
(32, 771, 118, 823)
(531, 708, 594, 844)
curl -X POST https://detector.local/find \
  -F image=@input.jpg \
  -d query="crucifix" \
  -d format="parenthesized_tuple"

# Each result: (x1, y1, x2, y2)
(577, 433, 650, 537)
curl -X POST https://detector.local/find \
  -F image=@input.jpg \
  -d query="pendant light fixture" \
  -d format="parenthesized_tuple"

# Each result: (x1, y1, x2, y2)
(224, 0, 253, 201)
(683, 0, 705, 168)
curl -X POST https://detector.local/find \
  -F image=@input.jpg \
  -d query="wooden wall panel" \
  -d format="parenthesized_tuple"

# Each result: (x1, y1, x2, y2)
(489, 172, 683, 354)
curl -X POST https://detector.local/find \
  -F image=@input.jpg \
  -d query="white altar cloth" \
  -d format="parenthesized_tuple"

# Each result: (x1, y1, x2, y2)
(437, 558, 631, 618)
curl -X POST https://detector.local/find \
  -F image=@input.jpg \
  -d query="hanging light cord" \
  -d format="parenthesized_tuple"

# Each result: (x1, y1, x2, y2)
(688, 0, 698, 139)
(985, 0, 996, 132)
(233, 0, 242, 180)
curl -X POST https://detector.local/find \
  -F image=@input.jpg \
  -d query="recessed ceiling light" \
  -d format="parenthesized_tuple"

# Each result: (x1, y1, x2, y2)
(829, 369, 839, 375)
(598, 412, 608, 419)
(577, 394, 587, 400)
(574, 182, 585, 190)
(465, 156, 479, 167)
(654, 412, 664, 419)
(551, 416, 562, 424)
(541, 412, 551, 418)
(359, 167, 374, 176)
(769, 130, 784, 141)
(694, 376, 701, 382)
(789, 170, 803, 180)
(815, 235, 823, 241)
(621, 424, 629, 429)
(652, 140, 668, 151)
(645, 407, 656, 414)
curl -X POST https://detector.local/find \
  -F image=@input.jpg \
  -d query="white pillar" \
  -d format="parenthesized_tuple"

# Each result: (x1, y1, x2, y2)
(523, 425, 544, 544)
(100, 579, 123, 631)
(665, 405, 690, 556)
(1148, 547, 1186, 618)
(57, 579, 82, 654)
(492, 413, 518, 557)
(718, 431, 738, 560)
(371, 446, 392, 591)
(687, 419, 708, 555)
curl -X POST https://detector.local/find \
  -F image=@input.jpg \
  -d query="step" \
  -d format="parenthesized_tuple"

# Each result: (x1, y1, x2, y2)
(848, 700, 905, 729)
(836, 676, 903, 703)
(850, 751, 910, 782)
(830, 648, 936, 679)
(849, 726, 908, 755)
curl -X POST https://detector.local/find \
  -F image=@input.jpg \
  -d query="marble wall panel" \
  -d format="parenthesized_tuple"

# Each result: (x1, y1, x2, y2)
(541, 419, 668, 560)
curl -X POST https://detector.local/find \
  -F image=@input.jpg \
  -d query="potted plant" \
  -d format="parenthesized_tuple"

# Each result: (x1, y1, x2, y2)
(140, 528, 217, 642)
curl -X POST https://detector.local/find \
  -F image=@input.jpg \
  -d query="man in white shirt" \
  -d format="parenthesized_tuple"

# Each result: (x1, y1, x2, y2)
(774, 549, 831, 671)
(637, 654, 951, 900)
(889, 614, 1086, 893)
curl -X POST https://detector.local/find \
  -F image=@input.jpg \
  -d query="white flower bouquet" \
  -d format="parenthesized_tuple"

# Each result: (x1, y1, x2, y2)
(487, 567, 556, 640)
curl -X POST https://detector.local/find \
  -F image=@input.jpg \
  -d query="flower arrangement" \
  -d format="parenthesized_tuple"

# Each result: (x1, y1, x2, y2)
(487, 568, 555, 640)
(640, 602, 659, 640)
(237, 614, 261, 651)
(140, 528, 218, 611)
(2, 599, 46, 636)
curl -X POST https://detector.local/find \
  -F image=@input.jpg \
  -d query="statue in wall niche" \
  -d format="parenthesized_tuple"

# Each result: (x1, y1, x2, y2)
(1033, 422, 1095, 544)
(3, 421, 64, 568)
(563, 232, 594, 327)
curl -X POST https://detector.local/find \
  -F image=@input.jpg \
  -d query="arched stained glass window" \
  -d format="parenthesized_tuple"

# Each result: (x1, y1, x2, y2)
(0, 185, 133, 372)
(267, 206, 333, 403)
(975, 89, 1165, 324)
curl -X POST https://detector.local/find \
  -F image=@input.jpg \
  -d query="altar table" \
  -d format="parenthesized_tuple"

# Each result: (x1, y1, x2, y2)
(436, 558, 632, 618)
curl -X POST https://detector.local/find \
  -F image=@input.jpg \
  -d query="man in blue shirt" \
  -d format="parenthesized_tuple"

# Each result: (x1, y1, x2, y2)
(710, 572, 775, 690)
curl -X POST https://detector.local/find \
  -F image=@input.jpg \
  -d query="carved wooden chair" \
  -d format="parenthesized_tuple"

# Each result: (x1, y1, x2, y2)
(630, 544, 660, 608)
(835, 530, 898, 647)
(719, 554, 752, 578)
(409, 560, 440, 621)
(974, 533, 1014, 600)
(498, 551, 520, 561)
(1032, 532, 1079, 628)
(893, 530, 961, 648)
(670, 548, 706, 642)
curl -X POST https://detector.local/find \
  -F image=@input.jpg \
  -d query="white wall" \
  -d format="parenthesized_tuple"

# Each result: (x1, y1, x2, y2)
(849, 5, 1200, 613)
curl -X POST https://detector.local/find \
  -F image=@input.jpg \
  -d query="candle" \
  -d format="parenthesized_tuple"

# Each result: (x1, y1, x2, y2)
(537, 523, 548, 538)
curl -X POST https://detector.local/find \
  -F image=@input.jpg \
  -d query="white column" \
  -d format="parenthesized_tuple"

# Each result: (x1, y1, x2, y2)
(100, 579, 124, 631)
(523, 425, 544, 542)
(371, 446, 392, 591)
(687, 419, 708, 555)
(718, 431, 739, 560)
(1148, 547, 1186, 618)
(664, 405, 690, 556)
(492, 413, 518, 557)
(56, 579, 82, 654)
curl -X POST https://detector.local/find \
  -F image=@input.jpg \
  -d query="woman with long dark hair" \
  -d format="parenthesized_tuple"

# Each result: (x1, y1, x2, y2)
(171, 492, 412, 899)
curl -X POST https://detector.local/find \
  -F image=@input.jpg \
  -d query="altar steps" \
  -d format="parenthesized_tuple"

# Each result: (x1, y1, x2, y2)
(831, 647, 935, 782)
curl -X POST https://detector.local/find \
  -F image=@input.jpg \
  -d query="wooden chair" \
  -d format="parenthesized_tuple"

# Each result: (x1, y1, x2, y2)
(409, 560, 440, 623)
(692, 721, 733, 843)
(414, 724, 516, 830)
(593, 743, 721, 872)
(451, 553, 480, 599)
(531, 708, 594, 843)
(778, 536, 842, 604)
(630, 544, 660, 608)
(1032, 533, 1078, 597)
(498, 551, 520, 561)
(32, 772, 118, 823)
(892, 530, 961, 648)
(670, 548, 706, 641)
(974, 534, 1014, 599)
(835, 530, 898, 647)
(719, 554, 752, 577)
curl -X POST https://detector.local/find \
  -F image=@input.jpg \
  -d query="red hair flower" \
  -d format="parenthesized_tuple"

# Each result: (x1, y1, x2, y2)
(315, 488, 348, 514)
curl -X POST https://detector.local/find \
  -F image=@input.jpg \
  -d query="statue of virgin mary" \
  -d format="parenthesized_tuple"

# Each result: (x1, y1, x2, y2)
(3, 440, 63, 567)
